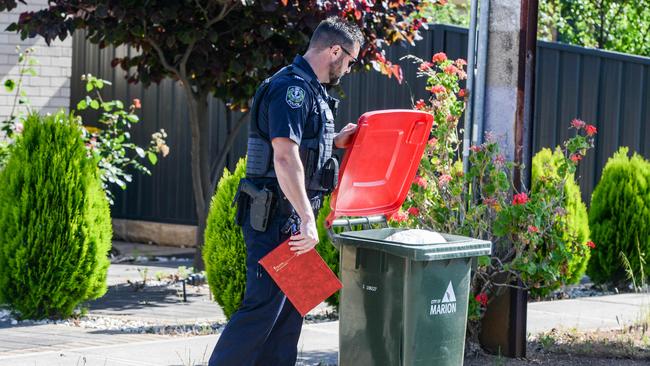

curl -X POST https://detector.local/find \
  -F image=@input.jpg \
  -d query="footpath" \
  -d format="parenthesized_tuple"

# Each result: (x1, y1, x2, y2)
(0, 242, 647, 366)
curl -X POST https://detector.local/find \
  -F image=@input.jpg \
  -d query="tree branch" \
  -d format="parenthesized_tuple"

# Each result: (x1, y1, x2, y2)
(207, 2, 237, 28)
(603, 2, 625, 44)
(179, 39, 197, 89)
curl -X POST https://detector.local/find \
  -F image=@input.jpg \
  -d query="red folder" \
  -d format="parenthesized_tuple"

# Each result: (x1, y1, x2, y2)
(259, 240, 342, 317)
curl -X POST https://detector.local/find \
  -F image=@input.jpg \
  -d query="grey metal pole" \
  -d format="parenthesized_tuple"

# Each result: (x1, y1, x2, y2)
(462, 0, 480, 175)
(472, 0, 490, 146)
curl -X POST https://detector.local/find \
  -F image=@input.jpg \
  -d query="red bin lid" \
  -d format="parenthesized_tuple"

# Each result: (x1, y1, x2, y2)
(325, 109, 433, 226)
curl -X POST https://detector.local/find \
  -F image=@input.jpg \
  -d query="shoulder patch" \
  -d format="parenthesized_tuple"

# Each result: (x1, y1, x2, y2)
(286, 85, 306, 109)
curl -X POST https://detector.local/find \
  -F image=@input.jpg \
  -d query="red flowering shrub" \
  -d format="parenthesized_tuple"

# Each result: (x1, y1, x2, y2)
(396, 51, 597, 339)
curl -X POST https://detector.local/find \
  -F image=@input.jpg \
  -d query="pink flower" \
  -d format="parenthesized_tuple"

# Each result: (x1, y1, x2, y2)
(428, 137, 438, 147)
(415, 99, 427, 110)
(512, 192, 529, 205)
(493, 154, 506, 167)
(407, 207, 420, 216)
(13, 122, 23, 134)
(586, 241, 596, 249)
(133, 98, 141, 109)
(438, 174, 452, 187)
(413, 176, 428, 188)
(483, 197, 497, 207)
(470, 145, 482, 153)
(458, 89, 466, 97)
(446, 114, 455, 122)
(431, 85, 446, 94)
(455, 58, 467, 67)
(419, 62, 434, 71)
(444, 65, 458, 75)
(585, 124, 597, 136)
(456, 70, 467, 80)
(571, 118, 586, 129)
(475, 293, 488, 306)
(390, 210, 409, 223)
(432, 52, 447, 63)
(528, 225, 539, 233)
(570, 153, 582, 164)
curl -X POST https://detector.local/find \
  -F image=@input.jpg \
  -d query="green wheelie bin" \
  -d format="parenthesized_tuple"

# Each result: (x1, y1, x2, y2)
(330, 222, 491, 366)
(324, 110, 493, 365)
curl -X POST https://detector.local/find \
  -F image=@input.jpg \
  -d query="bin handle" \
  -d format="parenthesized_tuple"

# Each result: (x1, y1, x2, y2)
(326, 215, 388, 240)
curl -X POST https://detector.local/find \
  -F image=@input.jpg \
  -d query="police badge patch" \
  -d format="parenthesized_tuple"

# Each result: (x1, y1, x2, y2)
(286, 86, 306, 109)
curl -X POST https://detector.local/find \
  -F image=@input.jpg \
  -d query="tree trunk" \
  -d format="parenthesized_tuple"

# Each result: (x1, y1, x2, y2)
(185, 91, 212, 271)
(184, 91, 250, 271)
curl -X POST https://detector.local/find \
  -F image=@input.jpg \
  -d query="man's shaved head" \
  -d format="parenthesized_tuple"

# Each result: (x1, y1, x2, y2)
(308, 16, 364, 52)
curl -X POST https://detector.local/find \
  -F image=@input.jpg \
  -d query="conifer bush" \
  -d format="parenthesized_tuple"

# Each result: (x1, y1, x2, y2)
(532, 147, 591, 286)
(316, 195, 340, 309)
(0, 112, 112, 319)
(204, 158, 247, 319)
(587, 147, 650, 285)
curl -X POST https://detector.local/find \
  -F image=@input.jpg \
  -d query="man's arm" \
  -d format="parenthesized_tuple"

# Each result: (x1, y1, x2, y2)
(272, 137, 319, 255)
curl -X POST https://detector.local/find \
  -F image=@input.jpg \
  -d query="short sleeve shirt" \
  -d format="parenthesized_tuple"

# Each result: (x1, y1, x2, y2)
(258, 56, 323, 145)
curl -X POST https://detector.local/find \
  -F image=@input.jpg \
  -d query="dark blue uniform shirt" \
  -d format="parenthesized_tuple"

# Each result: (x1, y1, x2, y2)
(258, 55, 325, 145)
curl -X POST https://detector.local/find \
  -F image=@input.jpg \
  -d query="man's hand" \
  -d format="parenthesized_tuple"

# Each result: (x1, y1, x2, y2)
(289, 217, 319, 255)
(334, 123, 357, 149)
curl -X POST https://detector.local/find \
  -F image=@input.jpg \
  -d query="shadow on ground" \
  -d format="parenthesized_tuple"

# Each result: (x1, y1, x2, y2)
(85, 282, 200, 312)
(297, 350, 337, 366)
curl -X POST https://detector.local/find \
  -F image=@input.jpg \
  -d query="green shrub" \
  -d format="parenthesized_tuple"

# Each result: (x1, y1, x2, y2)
(0, 112, 112, 319)
(531, 147, 591, 287)
(203, 158, 247, 319)
(316, 195, 340, 309)
(587, 147, 650, 285)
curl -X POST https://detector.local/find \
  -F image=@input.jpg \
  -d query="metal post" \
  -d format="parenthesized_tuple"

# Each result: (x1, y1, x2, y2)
(462, 0, 480, 175)
(472, 0, 490, 146)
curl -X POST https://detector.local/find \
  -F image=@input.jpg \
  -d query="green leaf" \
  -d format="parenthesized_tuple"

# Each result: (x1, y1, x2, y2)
(4, 79, 15, 92)
(77, 100, 88, 110)
(126, 114, 139, 123)
(477, 255, 490, 267)
(86, 83, 94, 92)
(90, 100, 100, 109)
(96, 80, 104, 89)
(115, 100, 124, 109)
(147, 151, 158, 165)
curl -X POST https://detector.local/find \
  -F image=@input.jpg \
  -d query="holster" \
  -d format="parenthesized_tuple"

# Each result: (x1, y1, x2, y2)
(233, 178, 275, 232)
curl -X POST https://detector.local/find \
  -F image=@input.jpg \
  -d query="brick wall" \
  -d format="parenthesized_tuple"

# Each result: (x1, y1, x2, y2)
(0, 0, 72, 123)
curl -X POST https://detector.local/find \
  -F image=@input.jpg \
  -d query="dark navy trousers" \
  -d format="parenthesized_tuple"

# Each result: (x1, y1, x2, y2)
(208, 213, 303, 366)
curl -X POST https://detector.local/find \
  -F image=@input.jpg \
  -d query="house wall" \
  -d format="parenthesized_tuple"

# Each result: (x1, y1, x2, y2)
(0, 0, 72, 124)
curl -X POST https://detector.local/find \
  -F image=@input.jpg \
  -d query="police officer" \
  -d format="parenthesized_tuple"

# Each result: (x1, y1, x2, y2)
(208, 17, 362, 366)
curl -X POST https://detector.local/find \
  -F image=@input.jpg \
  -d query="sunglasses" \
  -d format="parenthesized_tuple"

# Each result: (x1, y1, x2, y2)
(339, 46, 358, 68)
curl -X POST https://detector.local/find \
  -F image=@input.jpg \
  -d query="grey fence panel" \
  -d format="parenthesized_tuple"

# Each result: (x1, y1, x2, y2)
(533, 41, 650, 204)
(72, 31, 250, 225)
(72, 25, 650, 225)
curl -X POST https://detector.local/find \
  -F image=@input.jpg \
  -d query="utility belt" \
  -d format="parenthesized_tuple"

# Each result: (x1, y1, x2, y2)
(233, 178, 323, 232)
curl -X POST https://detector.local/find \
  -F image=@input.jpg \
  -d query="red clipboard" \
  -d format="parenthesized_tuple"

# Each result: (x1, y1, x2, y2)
(259, 240, 342, 317)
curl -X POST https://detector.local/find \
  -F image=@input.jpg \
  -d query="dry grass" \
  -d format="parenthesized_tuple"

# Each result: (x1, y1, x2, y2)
(465, 305, 650, 365)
